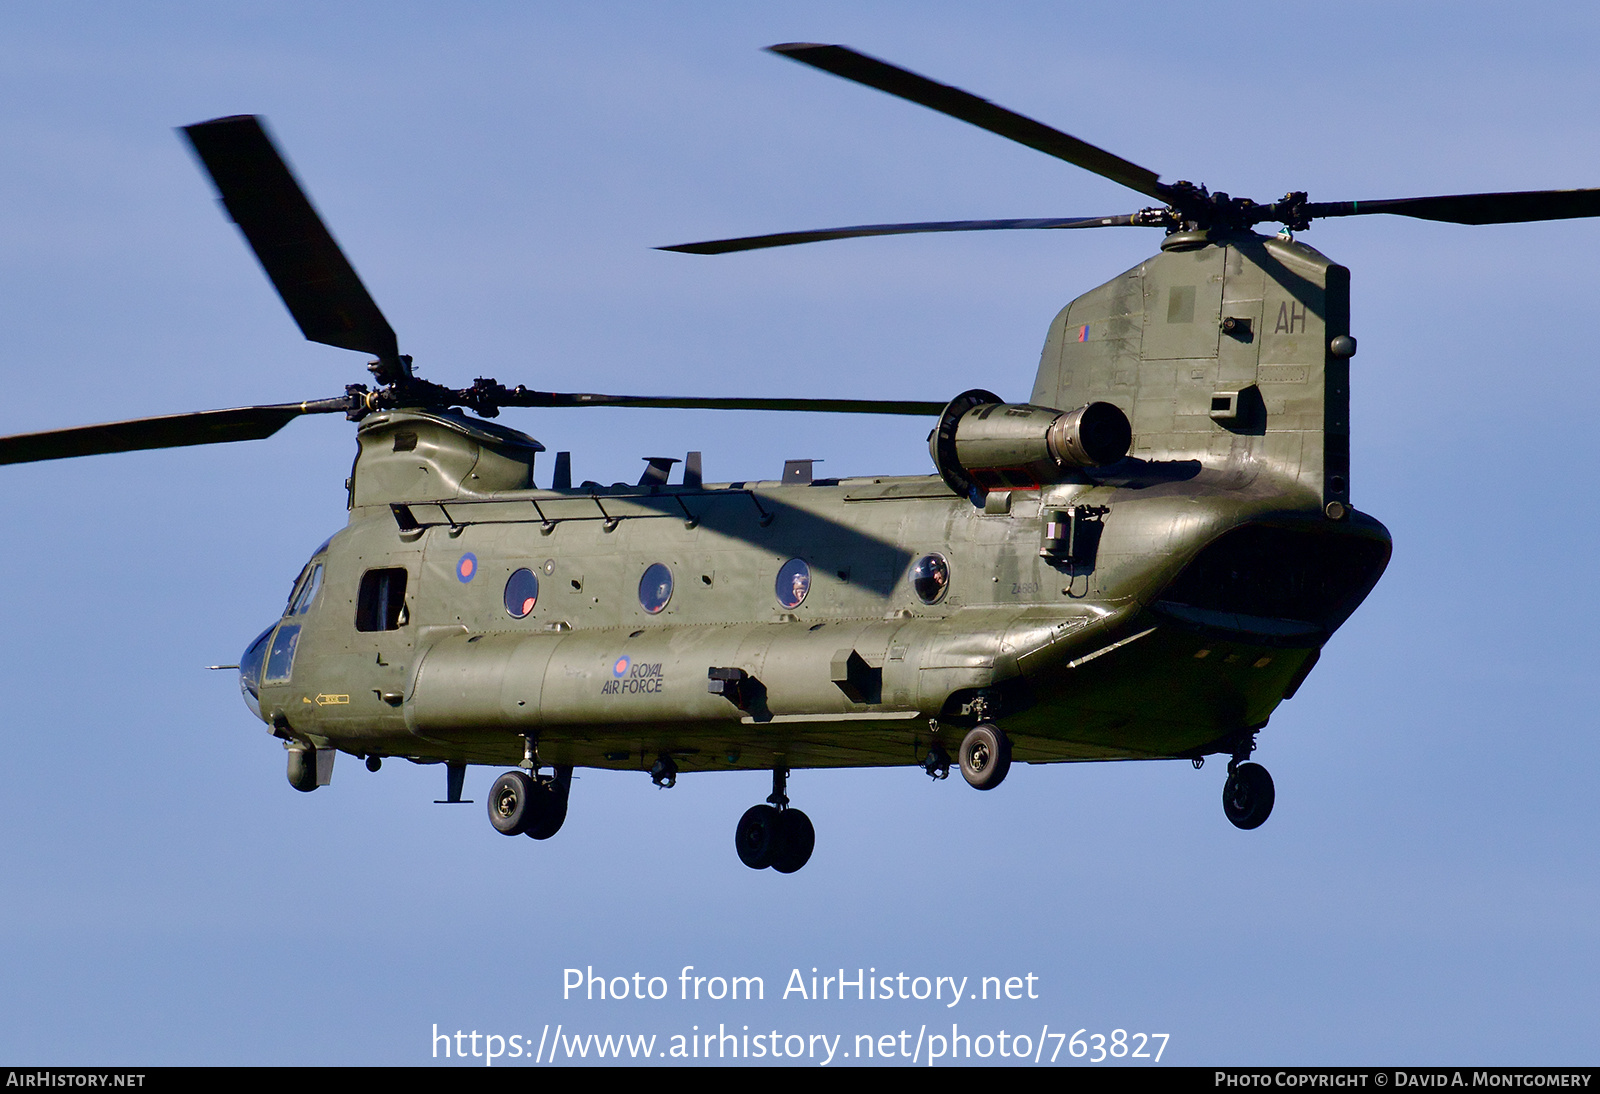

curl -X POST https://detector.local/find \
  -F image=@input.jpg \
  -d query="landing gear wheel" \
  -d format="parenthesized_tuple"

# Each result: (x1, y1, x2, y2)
(488, 771, 536, 836)
(735, 804, 780, 869)
(525, 766, 571, 840)
(770, 809, 815, 874)
(958, 723, 1012, 790)
(1223, 762, 1275, 830)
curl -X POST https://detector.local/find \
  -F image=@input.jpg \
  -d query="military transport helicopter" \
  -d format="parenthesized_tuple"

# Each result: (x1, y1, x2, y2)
(5, 44, 1598, 875)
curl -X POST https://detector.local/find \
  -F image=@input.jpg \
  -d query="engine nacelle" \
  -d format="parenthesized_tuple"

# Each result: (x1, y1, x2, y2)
(929, 388, 1131, 499)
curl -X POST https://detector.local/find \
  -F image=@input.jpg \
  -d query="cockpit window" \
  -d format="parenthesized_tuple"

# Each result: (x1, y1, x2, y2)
(263, 624, 302, 684)
(289, 563, 324, 615)
(284, 564, 311, 611)
(239, 625, 273, 700)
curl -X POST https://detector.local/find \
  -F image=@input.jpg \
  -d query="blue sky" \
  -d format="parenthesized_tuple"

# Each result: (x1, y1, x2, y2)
(0, 1, 1596, 1065)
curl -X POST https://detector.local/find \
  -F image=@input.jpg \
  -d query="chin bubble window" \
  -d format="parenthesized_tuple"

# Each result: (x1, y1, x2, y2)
(775, 558, 811, 609)
(639, 563, 674, 614)
(504, 568, 540, 618)
(910, 553, 951, 605)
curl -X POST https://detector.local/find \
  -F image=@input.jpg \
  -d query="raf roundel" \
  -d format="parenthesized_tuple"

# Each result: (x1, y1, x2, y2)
(456, 553, 477, 583)
(613, 656, 631, 678)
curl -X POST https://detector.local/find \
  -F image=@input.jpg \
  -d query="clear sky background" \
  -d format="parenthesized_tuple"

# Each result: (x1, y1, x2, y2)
(0, 0, 1596, 1066)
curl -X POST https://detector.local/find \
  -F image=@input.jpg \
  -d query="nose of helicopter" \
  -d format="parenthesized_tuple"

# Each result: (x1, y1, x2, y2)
(238, 624, 274, 721)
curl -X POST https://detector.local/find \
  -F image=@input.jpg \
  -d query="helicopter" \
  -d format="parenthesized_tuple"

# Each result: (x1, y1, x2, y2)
(5, 44, 1598, 876)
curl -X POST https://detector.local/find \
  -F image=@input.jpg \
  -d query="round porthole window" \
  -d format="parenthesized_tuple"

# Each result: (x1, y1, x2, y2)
(504, 569, 540, 618)
(775, 558, 811, 609)
(910, 553, 950, 604)
(639, 562, 674, 614)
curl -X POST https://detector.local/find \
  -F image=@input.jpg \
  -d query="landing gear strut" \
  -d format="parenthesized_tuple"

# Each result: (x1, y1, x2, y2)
(735, 766, 814, 873)
(1221, 736, 1274, 830)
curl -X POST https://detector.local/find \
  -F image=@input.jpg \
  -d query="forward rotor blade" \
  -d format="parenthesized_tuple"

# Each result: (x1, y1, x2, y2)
(660, 214, 1140, 255)
(0, 400, 348, 466)
(182, 116, 400, 361)
(769, 43, 1169, 202)
(499, 391, 944, 415)
(1306, 188, 1600, 226)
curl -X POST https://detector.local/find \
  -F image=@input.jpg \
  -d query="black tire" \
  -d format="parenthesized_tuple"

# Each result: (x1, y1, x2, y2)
(735, 804, 781, 869)
(1223, 762, 1276, 830)
(525, 776, 569, 840)
(770, 809, 815, 874)
(488, 771, 535, 836)
(958, 723, 1012, 790)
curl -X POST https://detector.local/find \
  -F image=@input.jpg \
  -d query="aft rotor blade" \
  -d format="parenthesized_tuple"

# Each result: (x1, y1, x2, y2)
(499, 391, 944, 415)
(1306, 188, 1600, 225)
(769, 43, 1170, 202)
(182, 116, 400, 361)
(660, 214, 1140, 255)
(0, 400, 348, 466)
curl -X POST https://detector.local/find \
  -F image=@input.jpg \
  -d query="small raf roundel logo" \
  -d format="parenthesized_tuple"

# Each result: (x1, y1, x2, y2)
(457, 553, 477, 583)
(613, 656, 630, 678)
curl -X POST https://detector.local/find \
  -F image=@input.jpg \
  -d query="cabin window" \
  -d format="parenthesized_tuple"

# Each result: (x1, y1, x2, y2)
(504, 569, 540, 618)
(263, 623, 301, 684)
(638, 563, 674, 614)
(775, 559, 811, 609)
(910, 554, 950, 604)
(356, 567, 409, 631)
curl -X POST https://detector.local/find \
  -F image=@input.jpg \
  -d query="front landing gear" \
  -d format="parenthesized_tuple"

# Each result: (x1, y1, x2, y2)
(735, 767, 814, 873)
(487, 766, 571, 840)
(1222, 761, 1275, 830)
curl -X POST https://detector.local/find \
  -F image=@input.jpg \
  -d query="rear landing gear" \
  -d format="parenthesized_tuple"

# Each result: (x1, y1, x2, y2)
(487, 766, 571, 839)
(526, 766, 571, 840)
(1222, 762, 1275, 830)
(735, 767, 814, 873)
(958, 723, 1012, 790)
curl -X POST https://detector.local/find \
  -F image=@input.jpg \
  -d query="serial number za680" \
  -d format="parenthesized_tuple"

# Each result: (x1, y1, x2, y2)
(1065, 1029, 1168, 1062)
